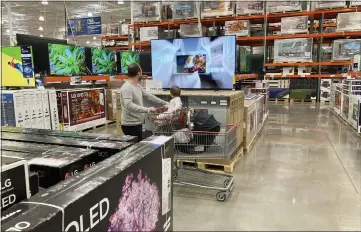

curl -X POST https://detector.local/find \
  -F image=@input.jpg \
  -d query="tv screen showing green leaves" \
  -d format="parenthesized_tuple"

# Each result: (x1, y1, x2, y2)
(48, 43, 86, 75)
(91, 48, 117, 74)
(120, 51, 140, 74)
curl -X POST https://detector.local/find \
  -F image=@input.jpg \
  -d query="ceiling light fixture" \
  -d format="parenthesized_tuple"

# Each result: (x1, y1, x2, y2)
(93, 36, 96, 40)
(40, 34, 43, 37)
(39, 16, 44, 21)
(6, 29, 10, 33)
(87, 12, 93, 17)
(118, 0, 124, 4)
(86, 41, 90, 44)
(39, 26, 43, 31)
(41, 0, 48, 5)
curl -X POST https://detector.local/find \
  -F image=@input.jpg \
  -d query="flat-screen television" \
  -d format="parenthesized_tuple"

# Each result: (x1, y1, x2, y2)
(91, 48, 116, 74)
(48, 43, 87, 76)
(1, 45, 35, 87)
(120, 51, 140, 74)
(139, 51, 152, 74)
(151, 35, 236, 89)
(16, 34, 67, 74)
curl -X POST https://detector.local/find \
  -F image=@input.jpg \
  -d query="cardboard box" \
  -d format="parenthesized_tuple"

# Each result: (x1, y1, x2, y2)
(133, 2, 162, 22)
(1, 156, 30, 211)
(236, 1, 264, 15)
(48, 89, 60, 130)
(172, 2, 197, 19)
(21, 91, 32, 128)
(140, 26, 159, 41)
(1, 91, 24, 127)
(281, 16, 308, 35)
(41, 90, 51, 130)
(201, 1, 234, 17)
(1, 133, 133, 161)
(1, 136, 174, 232)
(225, 20, 250, 37)
(2, 147, 99, 188)
(2, 126, 137, 143)
(29, 172, 39, 196)
(35, 90, 44, 129)
(243, 99, 257, 149)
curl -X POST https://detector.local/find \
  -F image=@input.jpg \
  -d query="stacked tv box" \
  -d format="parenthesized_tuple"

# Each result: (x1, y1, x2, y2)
(1, 136, 174, 231)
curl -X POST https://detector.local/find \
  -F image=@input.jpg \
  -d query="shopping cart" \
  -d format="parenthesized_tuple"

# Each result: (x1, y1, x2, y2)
(148, 108, 235, 202)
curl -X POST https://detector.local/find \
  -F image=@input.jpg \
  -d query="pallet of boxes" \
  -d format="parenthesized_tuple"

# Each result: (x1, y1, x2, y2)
(149, 90, 244, 173)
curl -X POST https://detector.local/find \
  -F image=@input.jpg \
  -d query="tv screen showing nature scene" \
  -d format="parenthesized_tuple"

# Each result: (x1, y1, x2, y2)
(48, 43, 86, 76)
(91, 48, 117, 74)
(120, 51, 140, 74)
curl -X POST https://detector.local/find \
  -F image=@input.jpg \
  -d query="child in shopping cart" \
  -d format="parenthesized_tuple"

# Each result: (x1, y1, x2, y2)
(156, 86, 182, 122)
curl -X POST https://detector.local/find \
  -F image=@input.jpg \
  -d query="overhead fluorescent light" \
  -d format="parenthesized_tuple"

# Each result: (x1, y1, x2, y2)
(40, 34, 43, 37)
(41, 0, 48, 5)
(118, 0, 124, 4)
(39, 16, 44, 21)
(87, 12, 93, 17)
(86, 41, 90, 44)
(93, 36, 96, 40)
(39, 26, 43, 31)
(6, 29, 10, 33)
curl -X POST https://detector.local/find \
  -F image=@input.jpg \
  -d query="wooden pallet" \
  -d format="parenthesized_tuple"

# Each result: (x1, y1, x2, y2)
(177, 145, 244, 173)
(269, 98, 289, 104)
(290, 98, 316, 104)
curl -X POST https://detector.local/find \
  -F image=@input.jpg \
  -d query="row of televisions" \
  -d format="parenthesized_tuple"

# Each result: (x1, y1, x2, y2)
(16, 34, 151, 76)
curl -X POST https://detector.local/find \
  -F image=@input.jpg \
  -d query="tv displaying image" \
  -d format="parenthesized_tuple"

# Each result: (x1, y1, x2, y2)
(48, 44, 86, 76)
(339, 41, 361, 56)
(151, 36, 236, 89)
(91, 48, 116, 74)
(176, 54, 206, 74)
(120, 51, 140, 74)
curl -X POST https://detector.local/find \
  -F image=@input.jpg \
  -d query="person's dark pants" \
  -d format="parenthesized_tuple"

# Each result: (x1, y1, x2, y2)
(121, 124, 143, 142)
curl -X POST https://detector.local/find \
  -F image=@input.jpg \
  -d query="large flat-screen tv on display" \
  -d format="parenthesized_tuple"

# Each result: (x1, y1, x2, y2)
(48, 43, 87, 76)
(91, 48, 117, 74)
(16, 34, 67, 74)
(151, 35, 236, 89)
(120, 51, 140, 74)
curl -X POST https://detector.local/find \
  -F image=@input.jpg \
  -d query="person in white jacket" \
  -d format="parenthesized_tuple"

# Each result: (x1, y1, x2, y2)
(156, 86, 182, 121)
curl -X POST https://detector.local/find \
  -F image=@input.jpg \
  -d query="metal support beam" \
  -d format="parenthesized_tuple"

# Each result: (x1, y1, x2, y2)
(7, 4, 14, 46)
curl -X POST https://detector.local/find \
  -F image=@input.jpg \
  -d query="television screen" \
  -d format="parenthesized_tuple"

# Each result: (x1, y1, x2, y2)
(120, 51, 140, 74)
(151, 36, 236, 89)
(48, 44, 86, 76)
(1, 45, 35, 87)
(16, 34, 67, 74)
(139, 51, 152, 74)
(91, 48, 116, 74)
(339, 41, 361, 56)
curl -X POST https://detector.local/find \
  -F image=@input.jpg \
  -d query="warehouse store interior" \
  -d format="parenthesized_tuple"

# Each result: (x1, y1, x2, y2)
(1, 1, 361, 231)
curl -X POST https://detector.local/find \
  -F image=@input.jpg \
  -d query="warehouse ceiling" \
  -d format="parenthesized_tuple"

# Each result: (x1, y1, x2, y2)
(1, 1, 132, 47)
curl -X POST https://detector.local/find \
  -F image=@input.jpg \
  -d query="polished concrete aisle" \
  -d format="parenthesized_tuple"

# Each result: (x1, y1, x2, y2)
(173, 104, 361, 231)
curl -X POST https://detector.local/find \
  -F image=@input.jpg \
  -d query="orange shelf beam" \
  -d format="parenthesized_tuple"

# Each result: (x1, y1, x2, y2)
(265, 61, 352, 67)
(45, 75, 128, 84)
(236, 74, 258, 80)
(101, 35, 128, 41)
(106, 46, 129, 51)
(265, 72, 361, 79)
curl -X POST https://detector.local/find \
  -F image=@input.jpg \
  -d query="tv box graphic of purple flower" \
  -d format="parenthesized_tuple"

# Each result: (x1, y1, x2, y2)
(108, 170, 160, 232)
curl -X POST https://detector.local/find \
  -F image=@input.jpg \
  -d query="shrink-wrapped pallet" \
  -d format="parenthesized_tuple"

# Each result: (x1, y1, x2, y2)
(332, 39, 361, 61)
(235, 1, 264, 15)
(140, 27, 159, 41)
(281, 16, 308, 35)
(274, 38, 313, 62)
(201, 1, 234, 18)
(133, 2, 162, 22)
(172, 2, 198, 19)
(267, 1, 302, 13)
(336, 12, 361, 32)
(225, 20, 250, 37)
(179, 23, 202, 37)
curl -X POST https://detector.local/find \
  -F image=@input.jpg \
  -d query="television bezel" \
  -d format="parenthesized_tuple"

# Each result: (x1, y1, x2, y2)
(150, 35, 237, 90)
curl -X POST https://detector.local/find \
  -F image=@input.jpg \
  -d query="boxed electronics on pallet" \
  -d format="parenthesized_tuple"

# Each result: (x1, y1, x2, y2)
(337, 12, 361, 32)
(320, 79, 332, 102)
(281, 16, 308, 35)
(60, 88, 106, 131)
(351, 0, 361, 6)
(348, 95, 361, 131)
(267, 1, 302, 14)
(274, 38, 313, 62)
(201, 1, 234, 18)
(2, 143, 98, 188)
(2, 126, 137, 143)
(342, 93, 350, 120)
(332, 39, 361, 61)
(243, 99, 257, 150)
(179, 24, 202, 37)
(225, 20, 250, 37)
(133, 2, 162, 22)
(172, 2, 198, 19)
(140, 27, 159, 42)
(1, 156, 31, 211)
(1, 137, 174, 232)
(235, 1, 264, 15)
(315, 1, 346, 9)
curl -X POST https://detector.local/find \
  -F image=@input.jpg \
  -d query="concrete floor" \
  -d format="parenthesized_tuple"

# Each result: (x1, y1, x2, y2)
(94, 104, 361, 230)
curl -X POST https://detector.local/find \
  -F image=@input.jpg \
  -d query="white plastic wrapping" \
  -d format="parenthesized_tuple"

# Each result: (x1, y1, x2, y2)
(267, 1, 302, 13)
(140, 27, 159, 42)
(281, 16, 308, 35)
(133, 2, 162, 23)
(274, 38, 313, 62)
(336, 12, 361, 32)
(201, 1, 234, 18)
(316, 1, 346, 9)
(350, 0, 361, 6)
(172, 2, 198, 20)
(332, 39, 361, 61)
(224, 20, 250, 37)
(235, 1, 264, 15)
(179, 24, 202, 37)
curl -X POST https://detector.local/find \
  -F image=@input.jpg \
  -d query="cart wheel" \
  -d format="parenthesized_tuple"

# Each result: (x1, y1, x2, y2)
(216, 192, 227, 202)
(223, 179, 230, 188)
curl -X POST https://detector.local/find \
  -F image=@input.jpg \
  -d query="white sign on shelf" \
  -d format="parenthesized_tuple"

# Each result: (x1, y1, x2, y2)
(145, 80, 163, 91)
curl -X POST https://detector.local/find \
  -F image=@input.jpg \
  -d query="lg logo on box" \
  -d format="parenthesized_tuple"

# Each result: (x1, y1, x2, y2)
(1, 179, 16, 208)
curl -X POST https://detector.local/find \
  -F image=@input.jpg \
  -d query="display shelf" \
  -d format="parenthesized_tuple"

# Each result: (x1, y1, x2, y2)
(265, 61, 352, 67)
(101, 35, 128, 41)
(236, 74, 258, 80)
(105, 46, 129, 50)
(265, 73, 361, 79)
(45, 75, 128, 84)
